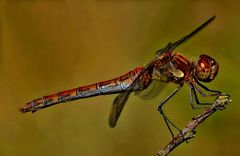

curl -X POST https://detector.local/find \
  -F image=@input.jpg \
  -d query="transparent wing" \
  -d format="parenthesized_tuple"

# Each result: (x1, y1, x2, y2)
(109, 63, 154, 127)
(156, 16, 215, 55)
(135, 80, 167, 100)
(109, 92, 131, 127)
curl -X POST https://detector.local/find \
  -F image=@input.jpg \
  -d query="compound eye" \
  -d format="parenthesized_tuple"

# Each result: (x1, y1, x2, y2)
(199, 58, 210, 71)
(194, 54, 219, 82)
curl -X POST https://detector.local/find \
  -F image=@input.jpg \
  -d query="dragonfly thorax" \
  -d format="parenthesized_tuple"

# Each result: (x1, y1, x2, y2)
(152, 61, 184, 83)
(193, 54, 219, 82)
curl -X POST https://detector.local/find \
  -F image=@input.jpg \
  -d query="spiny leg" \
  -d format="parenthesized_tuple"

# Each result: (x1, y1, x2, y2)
(195, 79, 221, 97)
(157, 85, 183, 138)
(189, 84, 215, 109)
(158, 108, 176, 138)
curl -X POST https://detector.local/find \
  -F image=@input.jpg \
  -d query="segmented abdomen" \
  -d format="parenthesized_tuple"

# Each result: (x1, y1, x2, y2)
(20, 67, 144, 113)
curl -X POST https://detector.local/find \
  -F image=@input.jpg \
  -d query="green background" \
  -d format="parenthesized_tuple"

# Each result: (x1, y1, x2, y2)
(0, 0, 239, 156)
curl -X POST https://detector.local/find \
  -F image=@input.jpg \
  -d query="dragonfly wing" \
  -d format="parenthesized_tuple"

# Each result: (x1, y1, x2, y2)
(135, 80, 167, 100)
(109, 63, 155, 127)
(109, 92, 131, 127)
(156, 16, 215, 55)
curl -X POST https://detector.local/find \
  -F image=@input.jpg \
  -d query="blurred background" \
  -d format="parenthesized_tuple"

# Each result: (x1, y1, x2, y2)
(0, 0, 239, 156)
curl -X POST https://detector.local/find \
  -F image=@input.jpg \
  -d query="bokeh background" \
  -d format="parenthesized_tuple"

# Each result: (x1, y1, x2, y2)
(0, 0, 239, 156)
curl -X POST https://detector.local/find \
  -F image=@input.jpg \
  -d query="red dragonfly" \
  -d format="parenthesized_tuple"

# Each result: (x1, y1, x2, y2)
(20, 16, 221, 137)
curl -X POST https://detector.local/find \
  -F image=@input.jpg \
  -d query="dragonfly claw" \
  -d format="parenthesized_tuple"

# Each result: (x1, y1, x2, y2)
(213, 94, 231, 110)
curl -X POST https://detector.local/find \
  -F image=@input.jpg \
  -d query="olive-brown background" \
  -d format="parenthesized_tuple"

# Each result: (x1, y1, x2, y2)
(0, 0, 239, 156)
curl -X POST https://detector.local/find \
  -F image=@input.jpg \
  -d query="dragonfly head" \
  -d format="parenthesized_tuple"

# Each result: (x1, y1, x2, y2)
(194, 54, 219, 82)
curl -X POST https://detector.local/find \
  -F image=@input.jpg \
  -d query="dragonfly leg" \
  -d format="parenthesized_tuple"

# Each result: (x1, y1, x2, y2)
(158, 108, 183, 139)
(189, 84, 214, 109)
(195, 80, 221, 97)
(157, 85, 183, 139)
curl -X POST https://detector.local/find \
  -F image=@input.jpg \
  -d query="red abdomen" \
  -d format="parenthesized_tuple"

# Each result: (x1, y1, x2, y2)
(20, 67, 144, 113)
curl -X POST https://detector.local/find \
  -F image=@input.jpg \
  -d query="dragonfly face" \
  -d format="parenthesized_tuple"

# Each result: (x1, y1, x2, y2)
(193, 54, 219, 82)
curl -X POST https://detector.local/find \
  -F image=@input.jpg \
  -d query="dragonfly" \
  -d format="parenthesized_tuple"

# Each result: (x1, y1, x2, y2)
(20, 16, 221, 137)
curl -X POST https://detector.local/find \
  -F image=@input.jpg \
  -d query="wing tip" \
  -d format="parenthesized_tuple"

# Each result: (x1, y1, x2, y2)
(211, 15, 216, 20)
(108, 110, 117, 128)
(109, 120, 116, 128)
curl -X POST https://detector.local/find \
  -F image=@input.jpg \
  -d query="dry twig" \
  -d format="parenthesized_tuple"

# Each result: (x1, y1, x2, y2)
(155, 94, 231, 156)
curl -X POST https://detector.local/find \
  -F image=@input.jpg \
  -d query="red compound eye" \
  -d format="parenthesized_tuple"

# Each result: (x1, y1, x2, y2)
(194, 54, 219, 82)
